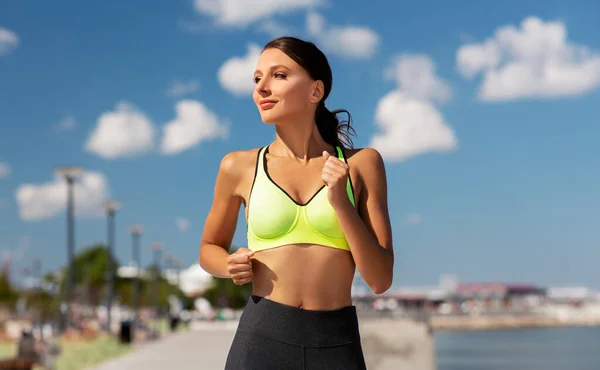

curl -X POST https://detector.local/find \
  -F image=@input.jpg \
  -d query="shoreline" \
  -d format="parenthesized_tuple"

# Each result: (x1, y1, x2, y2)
(181, 313, 600, 334)
(429, 314, 600, 332)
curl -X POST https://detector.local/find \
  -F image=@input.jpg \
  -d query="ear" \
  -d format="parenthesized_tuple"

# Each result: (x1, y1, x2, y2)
(310, 80, 325, 104)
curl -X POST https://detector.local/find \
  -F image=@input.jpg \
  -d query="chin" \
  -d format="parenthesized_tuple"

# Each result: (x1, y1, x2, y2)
(258, 112, 281, 125)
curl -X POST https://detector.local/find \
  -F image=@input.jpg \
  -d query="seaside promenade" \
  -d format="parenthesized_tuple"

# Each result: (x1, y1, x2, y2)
(92, 319, 436, 370)
(92, 324, 236, 370)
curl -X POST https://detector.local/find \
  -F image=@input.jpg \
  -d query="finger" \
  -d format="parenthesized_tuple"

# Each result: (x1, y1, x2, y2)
(232, 271, 253, 280)
(325, 156, 347, 170)
(234, 277, 253, 285)
(322, 150, 331, 160)
(229, 253, 252, 264)
(238, 249, 254, 257)
(324, 160, 347, 175)
(321, 167, 339, 179)
(323, 163, 346, 176)
(322, 163, 346, 179)
(229, 263, 252, 274)
(321, 172, 335, 185)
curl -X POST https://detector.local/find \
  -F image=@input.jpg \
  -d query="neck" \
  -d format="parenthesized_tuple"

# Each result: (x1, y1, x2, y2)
(270, 115, 331, 162)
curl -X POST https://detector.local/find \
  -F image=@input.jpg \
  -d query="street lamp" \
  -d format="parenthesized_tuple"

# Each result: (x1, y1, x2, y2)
(128, 225, 144, 319)
(104, 200, 120, 334)
(163, 252, 173, 284)
(172, 259, 183, 293)
(54, 165, 84, 331)
(151, 242, 163, 316)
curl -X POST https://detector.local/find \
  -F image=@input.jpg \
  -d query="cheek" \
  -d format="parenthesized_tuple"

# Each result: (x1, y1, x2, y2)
(279, 87, 309, 110)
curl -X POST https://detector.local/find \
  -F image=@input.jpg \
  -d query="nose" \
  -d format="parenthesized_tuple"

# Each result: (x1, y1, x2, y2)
(255, 77, 270, 97)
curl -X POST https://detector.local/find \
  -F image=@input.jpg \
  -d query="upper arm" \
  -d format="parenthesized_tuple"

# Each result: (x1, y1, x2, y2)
(356, 148, 394, 257)
(200, 151, 244, 253)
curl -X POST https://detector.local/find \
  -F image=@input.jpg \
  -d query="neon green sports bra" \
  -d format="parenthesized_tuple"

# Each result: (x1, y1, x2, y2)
(247, 145, 356, 252)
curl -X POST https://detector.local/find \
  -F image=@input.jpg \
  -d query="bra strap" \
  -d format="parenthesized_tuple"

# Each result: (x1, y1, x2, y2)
(335, 146, 356, 207)
(255, 146, 268, 178)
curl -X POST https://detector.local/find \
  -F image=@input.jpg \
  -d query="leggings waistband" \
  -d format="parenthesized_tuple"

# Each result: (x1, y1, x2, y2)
(236, 295, 361, 348)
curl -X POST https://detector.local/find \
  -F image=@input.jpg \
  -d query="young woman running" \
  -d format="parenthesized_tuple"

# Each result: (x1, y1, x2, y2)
(199, 36, 394, 370)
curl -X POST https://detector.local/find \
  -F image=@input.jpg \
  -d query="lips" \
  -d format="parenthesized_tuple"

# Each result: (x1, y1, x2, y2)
(259, 99, 277, 109)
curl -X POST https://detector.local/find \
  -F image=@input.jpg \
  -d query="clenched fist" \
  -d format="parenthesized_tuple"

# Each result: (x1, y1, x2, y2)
(227, 248, 254, 285)
(321, 150, 351, 209)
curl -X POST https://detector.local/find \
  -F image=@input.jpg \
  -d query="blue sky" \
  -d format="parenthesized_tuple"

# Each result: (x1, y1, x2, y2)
(1, 0, 599, 290)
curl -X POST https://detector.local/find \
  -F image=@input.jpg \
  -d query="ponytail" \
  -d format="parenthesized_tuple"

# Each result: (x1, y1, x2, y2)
(315, 101, 356, 149)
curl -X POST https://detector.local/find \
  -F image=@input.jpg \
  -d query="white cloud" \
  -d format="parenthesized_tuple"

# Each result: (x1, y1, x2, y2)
(405, 213, 422, 225)
(371, 92, 457, 161)
(160, 100, 229, 155)
(176, 217, 190, 232)
(167, 79, 200, 98)
(258, 19, 292, 38)
(370, 54, 458, 162)
(457, 16, 600, 101)
(85, 101, 156, 159)
(218, 44, 262, 96)
(194, 0, 322, 27)
(306, 12, 379, 59)
(179, 263, 214, 295)
(384, 54, 452, 103)
(55, 115, 76, 132)
(0, 162, 10, 178)
(0, 27, 19, 56)
(15, 171, 109, 221)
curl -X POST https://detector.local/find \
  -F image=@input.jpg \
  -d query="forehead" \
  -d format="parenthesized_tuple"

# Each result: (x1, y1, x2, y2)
(255, 48, 301, 73)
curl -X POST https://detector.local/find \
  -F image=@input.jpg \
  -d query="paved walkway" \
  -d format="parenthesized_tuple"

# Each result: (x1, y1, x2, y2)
(92, 319, 436, 370)
(92, 324, 237, 370)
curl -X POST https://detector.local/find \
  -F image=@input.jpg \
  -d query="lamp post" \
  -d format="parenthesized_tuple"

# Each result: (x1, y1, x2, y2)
(151, 242, 163, 316)
(176, 260, 182, 290)
(104, 200, 120, 335)
(128, 225, 144, 321)
(55, 165, 84, 332)
(163, 252, 173, 285)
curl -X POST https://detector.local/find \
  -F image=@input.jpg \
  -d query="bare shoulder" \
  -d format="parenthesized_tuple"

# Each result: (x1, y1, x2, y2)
(218, 147, 262, 178)
(342, 148, 387, 201)
(344, 147, 386, 174)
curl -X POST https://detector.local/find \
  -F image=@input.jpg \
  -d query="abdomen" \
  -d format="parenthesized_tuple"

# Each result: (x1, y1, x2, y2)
(250, 244, 356, 310)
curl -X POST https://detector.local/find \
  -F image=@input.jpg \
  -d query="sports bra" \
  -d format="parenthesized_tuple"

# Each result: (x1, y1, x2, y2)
(247, 145, 356, 252)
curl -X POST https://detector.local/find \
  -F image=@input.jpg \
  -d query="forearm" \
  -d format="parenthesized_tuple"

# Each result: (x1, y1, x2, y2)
(198, 243, 231, 278)
(335, 201, 394, 294)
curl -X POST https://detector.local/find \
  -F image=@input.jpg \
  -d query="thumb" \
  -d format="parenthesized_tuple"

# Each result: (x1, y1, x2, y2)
(237, 248, 254, 258)
(322, 150, 330, 160)
(239, 248, 254, 257)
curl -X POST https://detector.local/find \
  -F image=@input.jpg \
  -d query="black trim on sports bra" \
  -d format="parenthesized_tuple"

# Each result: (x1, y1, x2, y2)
(263, 145, 326, 206)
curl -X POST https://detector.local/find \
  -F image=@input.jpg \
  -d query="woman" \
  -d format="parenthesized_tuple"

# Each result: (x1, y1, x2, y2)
(199, 36, 394, 370)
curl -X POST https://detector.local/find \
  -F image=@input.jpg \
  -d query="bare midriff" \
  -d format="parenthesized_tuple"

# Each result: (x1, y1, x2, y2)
(250, 243, 356, 311)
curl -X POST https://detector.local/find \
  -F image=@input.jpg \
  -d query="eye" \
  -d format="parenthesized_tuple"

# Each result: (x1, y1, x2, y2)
(274, 72, 286, 79)
(253, 76, 261, 83)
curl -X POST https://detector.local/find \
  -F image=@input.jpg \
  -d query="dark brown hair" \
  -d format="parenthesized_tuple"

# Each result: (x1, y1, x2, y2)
(263, 36, 356, 149)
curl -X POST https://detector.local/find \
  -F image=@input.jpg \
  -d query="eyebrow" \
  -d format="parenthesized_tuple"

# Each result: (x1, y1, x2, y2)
(253, 64, 291, 75)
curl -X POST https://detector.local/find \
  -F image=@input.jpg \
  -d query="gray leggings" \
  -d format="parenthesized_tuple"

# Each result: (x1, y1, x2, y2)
(225, 295, 367, 370)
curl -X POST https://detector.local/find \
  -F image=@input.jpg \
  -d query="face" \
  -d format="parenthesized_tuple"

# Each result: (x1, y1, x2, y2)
(253, 48, 323, 124)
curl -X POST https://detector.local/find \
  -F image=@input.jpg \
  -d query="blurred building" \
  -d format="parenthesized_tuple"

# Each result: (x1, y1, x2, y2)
(350, 274, 600, 316)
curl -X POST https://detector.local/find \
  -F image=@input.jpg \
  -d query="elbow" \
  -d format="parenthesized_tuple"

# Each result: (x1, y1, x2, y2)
(371, 280, 392, 295)
(370, 255, 394, 295)
(370, 274, 393, 295)
(198, 244, 207, 270)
